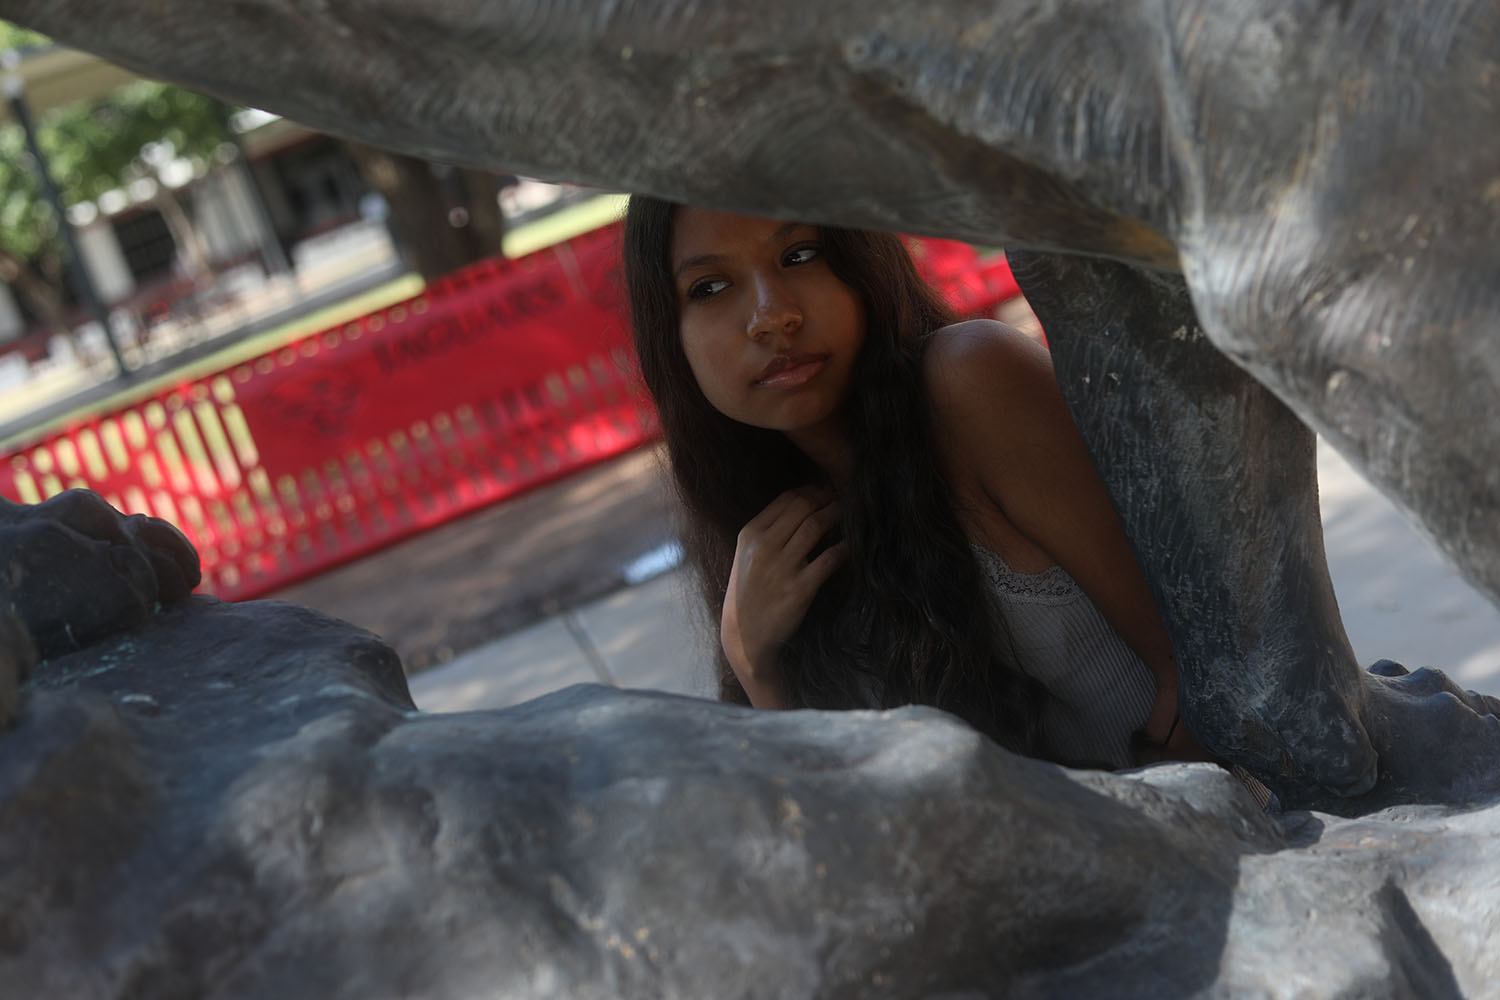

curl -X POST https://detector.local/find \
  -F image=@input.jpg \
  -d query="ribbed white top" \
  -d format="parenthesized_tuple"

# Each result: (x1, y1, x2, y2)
(973, 545, 1155, 769)
(973, 545, 1278, 809)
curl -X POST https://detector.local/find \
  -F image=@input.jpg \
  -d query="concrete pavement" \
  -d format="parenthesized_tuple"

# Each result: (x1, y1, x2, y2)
(409, 437, 1500, 713)
(1318, 439, 1500, 693)
(273, 446, 678, 672)
(409, 566, 712, 711)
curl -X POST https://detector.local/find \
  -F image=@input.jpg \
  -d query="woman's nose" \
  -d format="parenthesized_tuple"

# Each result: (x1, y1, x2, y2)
(747, 274, 802, 341)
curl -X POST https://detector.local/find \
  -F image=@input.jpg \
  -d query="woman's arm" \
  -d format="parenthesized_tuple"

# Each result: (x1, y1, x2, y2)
(924, 320, 1186, 750)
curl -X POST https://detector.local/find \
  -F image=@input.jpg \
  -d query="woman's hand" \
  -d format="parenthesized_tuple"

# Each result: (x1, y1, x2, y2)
(721, 488, 848, 709)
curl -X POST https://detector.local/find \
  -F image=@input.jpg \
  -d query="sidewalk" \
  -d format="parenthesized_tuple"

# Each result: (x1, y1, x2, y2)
(270, 445, 679, 672)
(408, 566, 712, 712)
(408, 437, 1500, 713)
(1318, 439, 1500, 693)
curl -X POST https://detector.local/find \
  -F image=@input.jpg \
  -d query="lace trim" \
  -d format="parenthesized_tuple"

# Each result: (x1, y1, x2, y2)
(971, 545, 1084, 605)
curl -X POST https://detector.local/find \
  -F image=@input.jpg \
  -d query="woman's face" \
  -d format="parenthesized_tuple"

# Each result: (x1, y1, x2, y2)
(671, 207, 866, 435)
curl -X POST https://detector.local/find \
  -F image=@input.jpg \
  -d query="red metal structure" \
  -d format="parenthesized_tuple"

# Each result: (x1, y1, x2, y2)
(0, 223, 1020, 601)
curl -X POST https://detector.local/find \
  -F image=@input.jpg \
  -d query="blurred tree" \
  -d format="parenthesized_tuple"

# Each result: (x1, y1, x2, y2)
(0, 19, 511, 342)
(0, 21, 69, 334)
(1, 21, 229, 338)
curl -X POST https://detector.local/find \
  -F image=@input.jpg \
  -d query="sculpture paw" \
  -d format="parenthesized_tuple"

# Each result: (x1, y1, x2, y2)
(1203, 652, 1380, 804)
(0, 490, 201, 660)
(1352, 660, 1500, 807)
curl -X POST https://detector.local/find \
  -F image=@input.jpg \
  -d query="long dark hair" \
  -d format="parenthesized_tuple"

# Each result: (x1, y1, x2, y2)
(624, 197, 1044, 755)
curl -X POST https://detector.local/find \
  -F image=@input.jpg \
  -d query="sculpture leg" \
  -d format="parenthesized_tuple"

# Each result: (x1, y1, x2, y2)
(1007, 250, 1373, 802)
(1011, 251, 1500, 811)
(1177, 216, 1500, 809)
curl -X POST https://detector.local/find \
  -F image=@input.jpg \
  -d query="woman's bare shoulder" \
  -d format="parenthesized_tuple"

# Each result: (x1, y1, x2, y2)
(923, 319, 1056, 429)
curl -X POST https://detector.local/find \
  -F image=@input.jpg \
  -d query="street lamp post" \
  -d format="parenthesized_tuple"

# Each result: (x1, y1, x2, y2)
(3, 50, 131, 378)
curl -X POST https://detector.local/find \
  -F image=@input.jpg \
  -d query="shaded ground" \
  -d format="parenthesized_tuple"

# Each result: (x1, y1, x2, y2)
(270, 444, 678, 672)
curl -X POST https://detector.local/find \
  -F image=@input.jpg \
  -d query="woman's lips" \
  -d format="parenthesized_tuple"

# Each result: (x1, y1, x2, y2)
(755, 354, 829, 388)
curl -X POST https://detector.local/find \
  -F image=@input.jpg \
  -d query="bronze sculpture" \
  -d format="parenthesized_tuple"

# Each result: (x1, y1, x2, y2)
(4, 4, 1500, 992)
(5, 0, 1498, 807)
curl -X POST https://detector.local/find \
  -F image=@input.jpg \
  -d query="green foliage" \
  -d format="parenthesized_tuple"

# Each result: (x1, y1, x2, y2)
(39, 81, 229, 200)
(1, 21, 54, 260)
(0, 20, 47, 50)
(1, 21, 233, 264)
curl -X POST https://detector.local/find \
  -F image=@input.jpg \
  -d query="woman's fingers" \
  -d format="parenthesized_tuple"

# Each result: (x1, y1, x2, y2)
(721, 487, 847, 702)
(783, 498, 841, 560)
(733, 486, 842, 604)
(742, 487, 836, 552)
(801, 539, 849, 587)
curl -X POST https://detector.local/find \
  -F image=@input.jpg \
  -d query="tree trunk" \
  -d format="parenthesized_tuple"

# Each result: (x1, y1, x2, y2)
(459, 168, 507, 256)
(0, 246, 79, 348)
(149, 183, 214, 281)
(341, 141, 502, 281)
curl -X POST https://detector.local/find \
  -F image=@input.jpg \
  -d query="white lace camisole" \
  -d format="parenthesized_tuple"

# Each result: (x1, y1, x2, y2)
(972, 545, 1156, 769)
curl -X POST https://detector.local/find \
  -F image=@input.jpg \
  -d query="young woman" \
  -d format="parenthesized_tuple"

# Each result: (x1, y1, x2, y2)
(624, 197, 1194, 768)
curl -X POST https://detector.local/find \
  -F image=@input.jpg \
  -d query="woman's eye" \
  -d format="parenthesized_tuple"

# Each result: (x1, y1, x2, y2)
(687, 278, 729, 301)
(784, 244, 820, 266)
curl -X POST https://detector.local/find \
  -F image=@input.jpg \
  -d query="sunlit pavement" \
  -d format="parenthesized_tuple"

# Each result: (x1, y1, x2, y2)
(409, 437, 1500, 713)
(1318, 438, 1500, 694)
(407, 567, 711, 712)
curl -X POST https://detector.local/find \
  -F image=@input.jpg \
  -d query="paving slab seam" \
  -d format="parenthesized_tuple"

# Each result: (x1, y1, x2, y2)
(561, 608, 616, 685)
